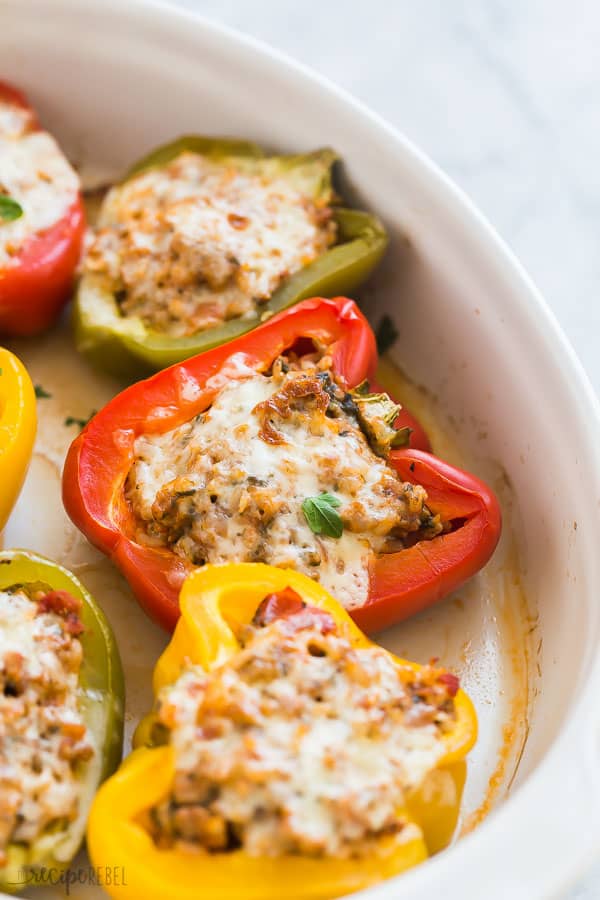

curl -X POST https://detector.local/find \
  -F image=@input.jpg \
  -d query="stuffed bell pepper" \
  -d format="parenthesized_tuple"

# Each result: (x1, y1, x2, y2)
(0, 550, 124, 892)
(63, 296, 501, 633)
(0, 81, 85, 336)
(88, 563, 477, 900)
(74, 135, 387, 375)
(0, 348, 36, 531)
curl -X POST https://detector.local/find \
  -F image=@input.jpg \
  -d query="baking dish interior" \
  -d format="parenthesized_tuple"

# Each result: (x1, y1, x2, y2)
(3, 2, 600, 898)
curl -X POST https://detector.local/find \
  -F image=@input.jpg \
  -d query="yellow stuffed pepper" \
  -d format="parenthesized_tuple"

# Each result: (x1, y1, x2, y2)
(88, 564, 477, 900)
(0, 348, 36, 531)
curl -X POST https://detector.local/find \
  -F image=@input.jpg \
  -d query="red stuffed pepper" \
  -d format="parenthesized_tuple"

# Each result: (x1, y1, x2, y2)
(0, 80, 85, 336)
(63, 297, 500, 632)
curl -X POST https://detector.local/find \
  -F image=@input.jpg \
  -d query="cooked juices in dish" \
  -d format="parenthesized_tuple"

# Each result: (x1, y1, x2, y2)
(0, 81, 85, 336)
(127, 348, 441, 611)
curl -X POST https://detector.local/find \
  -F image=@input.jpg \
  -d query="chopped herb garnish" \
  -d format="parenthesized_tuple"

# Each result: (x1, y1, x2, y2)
(65, 410, 97, 430)
(302, 492, 344, 539)
(0, 196, 23, 222)
(34, 384, 52, 399)
(375, 314, 399, 355)
(349, 386, 411, 456)
(352, 379, 370, 396)
(391, 426, 412, 448)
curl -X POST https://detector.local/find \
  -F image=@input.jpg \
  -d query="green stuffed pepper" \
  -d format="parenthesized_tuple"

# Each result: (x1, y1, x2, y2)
(0, 550, 124, 893)
(74, 136, 388, 376)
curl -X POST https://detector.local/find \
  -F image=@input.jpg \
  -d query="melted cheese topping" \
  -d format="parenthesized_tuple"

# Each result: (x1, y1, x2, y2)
(83, 153, 336, 336)
(0, 99, 79, 267)
(0, 589, 93, 861)
(147, 614, 456, 857)
(127, 365, 435, 610)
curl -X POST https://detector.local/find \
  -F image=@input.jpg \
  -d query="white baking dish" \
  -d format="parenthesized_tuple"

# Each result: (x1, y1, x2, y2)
(3, 1, 600, 898)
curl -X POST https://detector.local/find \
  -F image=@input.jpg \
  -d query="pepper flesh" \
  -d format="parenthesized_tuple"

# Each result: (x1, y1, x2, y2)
(0, 81, 85, 337)
(73, 137, 388, 376)
(0, 348, 36, 532)
(0, 550, 124, 893)
(360, 448, 502, 633)
(88, 563, 477, 900)
(63, 296, 499, 632)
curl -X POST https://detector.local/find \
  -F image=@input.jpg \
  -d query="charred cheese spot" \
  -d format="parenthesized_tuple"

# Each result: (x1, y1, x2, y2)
(127, 360, 441, 610)
(0, 99, 79, 267)
(83, 153, 336, 337)
(145, 612, 457, 857)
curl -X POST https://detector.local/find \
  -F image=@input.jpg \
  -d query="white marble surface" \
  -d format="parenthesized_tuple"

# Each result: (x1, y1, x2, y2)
(170, 0, 600, 401)
(170, 1, 599, 895)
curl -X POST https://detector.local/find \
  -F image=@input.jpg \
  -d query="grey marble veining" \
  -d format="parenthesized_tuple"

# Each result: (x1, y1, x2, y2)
(168, 2, 599, 896)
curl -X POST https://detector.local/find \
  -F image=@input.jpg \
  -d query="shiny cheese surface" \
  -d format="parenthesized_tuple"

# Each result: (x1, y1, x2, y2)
(127, 365, 432, 609)
(148, 613, 455, 857)
(84, 152, 336, 336)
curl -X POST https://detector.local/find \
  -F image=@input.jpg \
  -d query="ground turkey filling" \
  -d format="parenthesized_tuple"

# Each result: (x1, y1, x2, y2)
(83, 153, 337, 337)
(144, 595, 459, 857)
(0, 587, 93, 865)
(127, 355, 443, 610)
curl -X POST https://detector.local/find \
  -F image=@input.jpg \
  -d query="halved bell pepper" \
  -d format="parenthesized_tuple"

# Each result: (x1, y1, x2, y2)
(0, 550, 124, 893)
(88, 563, 477, 900)
(62, 296, 446, 632)
(73, 136, 388, 376)
(0, 81, 86, 337)
(0, 348, 36, 532)
(63, 296, 500, 633)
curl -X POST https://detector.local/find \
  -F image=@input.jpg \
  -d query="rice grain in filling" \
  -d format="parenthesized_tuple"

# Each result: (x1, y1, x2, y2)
(127, 357, 442, 610)
(83, 153, 337, 337)
(145, 605, 458, 857)
(0, 588, 93, 864)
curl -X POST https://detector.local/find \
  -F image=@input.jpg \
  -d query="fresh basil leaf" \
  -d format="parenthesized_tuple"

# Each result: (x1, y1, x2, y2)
(0, 196, 23, 222)
(302, 492, 344, 538)
(315, 492, 341, 508)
